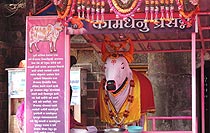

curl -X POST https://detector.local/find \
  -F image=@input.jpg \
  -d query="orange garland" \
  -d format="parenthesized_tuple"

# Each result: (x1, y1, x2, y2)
(57, 0, 72, 19)
(179, 0, 200, 19)
(111, 0, 139, 14)
(101, 37, 134, 63)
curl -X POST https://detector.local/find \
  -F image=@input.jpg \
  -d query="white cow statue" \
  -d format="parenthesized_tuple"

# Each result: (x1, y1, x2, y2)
(29, 21, 64, 53)
(96, 37, 155, 129)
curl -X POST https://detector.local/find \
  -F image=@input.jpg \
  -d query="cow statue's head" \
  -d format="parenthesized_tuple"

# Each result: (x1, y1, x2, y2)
(104, 55, 133, 92)
(101, 37, 134, 93)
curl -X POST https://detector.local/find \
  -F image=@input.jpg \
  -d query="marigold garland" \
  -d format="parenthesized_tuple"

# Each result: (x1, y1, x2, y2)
(175, 0, 200, 27)
(178, 0, 200, 19)
(111, 0, 138, 14)
(154, 0, 159, 24)
(53, 0, 199, 27)
(56, 0, 72, 19)
(104, 79, 134, 126)
(144, 0, 149, 22)
(108, 0, 143, 18)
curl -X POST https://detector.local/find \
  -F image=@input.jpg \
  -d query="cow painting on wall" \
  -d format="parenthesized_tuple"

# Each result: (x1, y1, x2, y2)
(28, 21, 64, 53)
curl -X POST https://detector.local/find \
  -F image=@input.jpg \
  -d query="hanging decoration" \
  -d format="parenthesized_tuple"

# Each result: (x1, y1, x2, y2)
(56, 0, 72, 20)
(169, 0, 175, 21)
(53, 0, 106, 25)
(107, 0, 143, 18)
(154, 0, 159, 24)
(52, 0, 199, 27)
(149, 0, 155, 22)
(176, 0, 200, 28)
(142, 0, 199, 27)
(144, 0, 149, 22)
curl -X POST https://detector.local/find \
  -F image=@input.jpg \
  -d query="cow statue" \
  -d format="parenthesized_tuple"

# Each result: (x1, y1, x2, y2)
(29, 21, 64, 53)
(95, 37, 155, 129)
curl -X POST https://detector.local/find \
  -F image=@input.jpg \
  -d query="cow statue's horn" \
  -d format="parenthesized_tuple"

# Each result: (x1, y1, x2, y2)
(101, 37, 134, 63)
(101, 36, 112, 62)
(123, 38, 134, 63)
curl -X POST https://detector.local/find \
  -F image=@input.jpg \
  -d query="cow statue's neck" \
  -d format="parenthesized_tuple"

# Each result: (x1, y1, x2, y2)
(107, 75, 133, 113)
(104, 78, 135, 125)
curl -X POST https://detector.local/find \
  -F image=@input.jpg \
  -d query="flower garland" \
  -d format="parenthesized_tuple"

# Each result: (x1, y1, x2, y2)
(81, 0, 86, 18)
(91, 0, 96, 22)
(54, 0, 199, 27)
(154, 0, 159, 24)
(101, 37, 134, 63)
(178, 0, 200, 19)
(165, 0, 170, 21)
(56, 0, 72, 19)
(108, 0, 143, 18)
(144, 0, 149, 22)
(175, 0, 200, 27)
(77, 0, 82, 18)
(85, 0, 91, 21)
(169, 0, 175, 21)
(159, 0, 165, 20)
(150, 0, 155, 22)
(53, 0, 63, 6)
(143, 0, 193, 24)
(65, 0, 76, 23)
(104, 80, 135, 126)
(101, 0, 105, 23)
(96, 0, 101, 23)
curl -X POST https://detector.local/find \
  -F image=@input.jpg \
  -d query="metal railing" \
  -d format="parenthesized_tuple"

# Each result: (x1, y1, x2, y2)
(142, 116, 194, 133)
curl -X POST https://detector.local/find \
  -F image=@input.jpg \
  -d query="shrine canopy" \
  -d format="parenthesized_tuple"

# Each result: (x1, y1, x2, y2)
(29, 0, 208, 53)
(46, 0, 200, 35)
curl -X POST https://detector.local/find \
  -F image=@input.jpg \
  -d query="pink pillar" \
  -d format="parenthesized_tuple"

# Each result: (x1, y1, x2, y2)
(201, 49, 205, 133)
(65, 33, 70, 133)
(191, 32, 197, 133)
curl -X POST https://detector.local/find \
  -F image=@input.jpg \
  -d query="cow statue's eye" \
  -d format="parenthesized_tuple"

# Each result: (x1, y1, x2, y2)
(121, 63, 124, 69)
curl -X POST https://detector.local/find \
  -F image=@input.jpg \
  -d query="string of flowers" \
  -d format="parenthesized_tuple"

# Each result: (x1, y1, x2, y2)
(81, 0, 86, 19)
(66, 0, 77, 25)
(64, 0, 105, 25)
(165, 0, 170, 21)
(154, 0, 159, 24)
(91, 0, 96, 22)
(175, 0, 200, 27)
(170, 0, 174, 21)
(86, 0, 91, 22)
(96, 0, 101, 23)
(104, 80, 134, 126)
(77, 0, 81, 18)
(159, 0, 165, 20)
(54, 0, 199, 27)
(150, 0, 155, 22)
(53, 0, 63, 6)
(101, 0, 105, 23)
(56, 0, 72, 19)
(144, 0, 149, 22)
(108, 0, 143, 18)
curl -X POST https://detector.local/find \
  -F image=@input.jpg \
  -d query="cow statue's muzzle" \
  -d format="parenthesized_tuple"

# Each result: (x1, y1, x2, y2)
(106, 80, 116, 92)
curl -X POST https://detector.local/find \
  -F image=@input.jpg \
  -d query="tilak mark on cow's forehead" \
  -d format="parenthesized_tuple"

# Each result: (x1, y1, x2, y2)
(111, 59, 117, 65)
